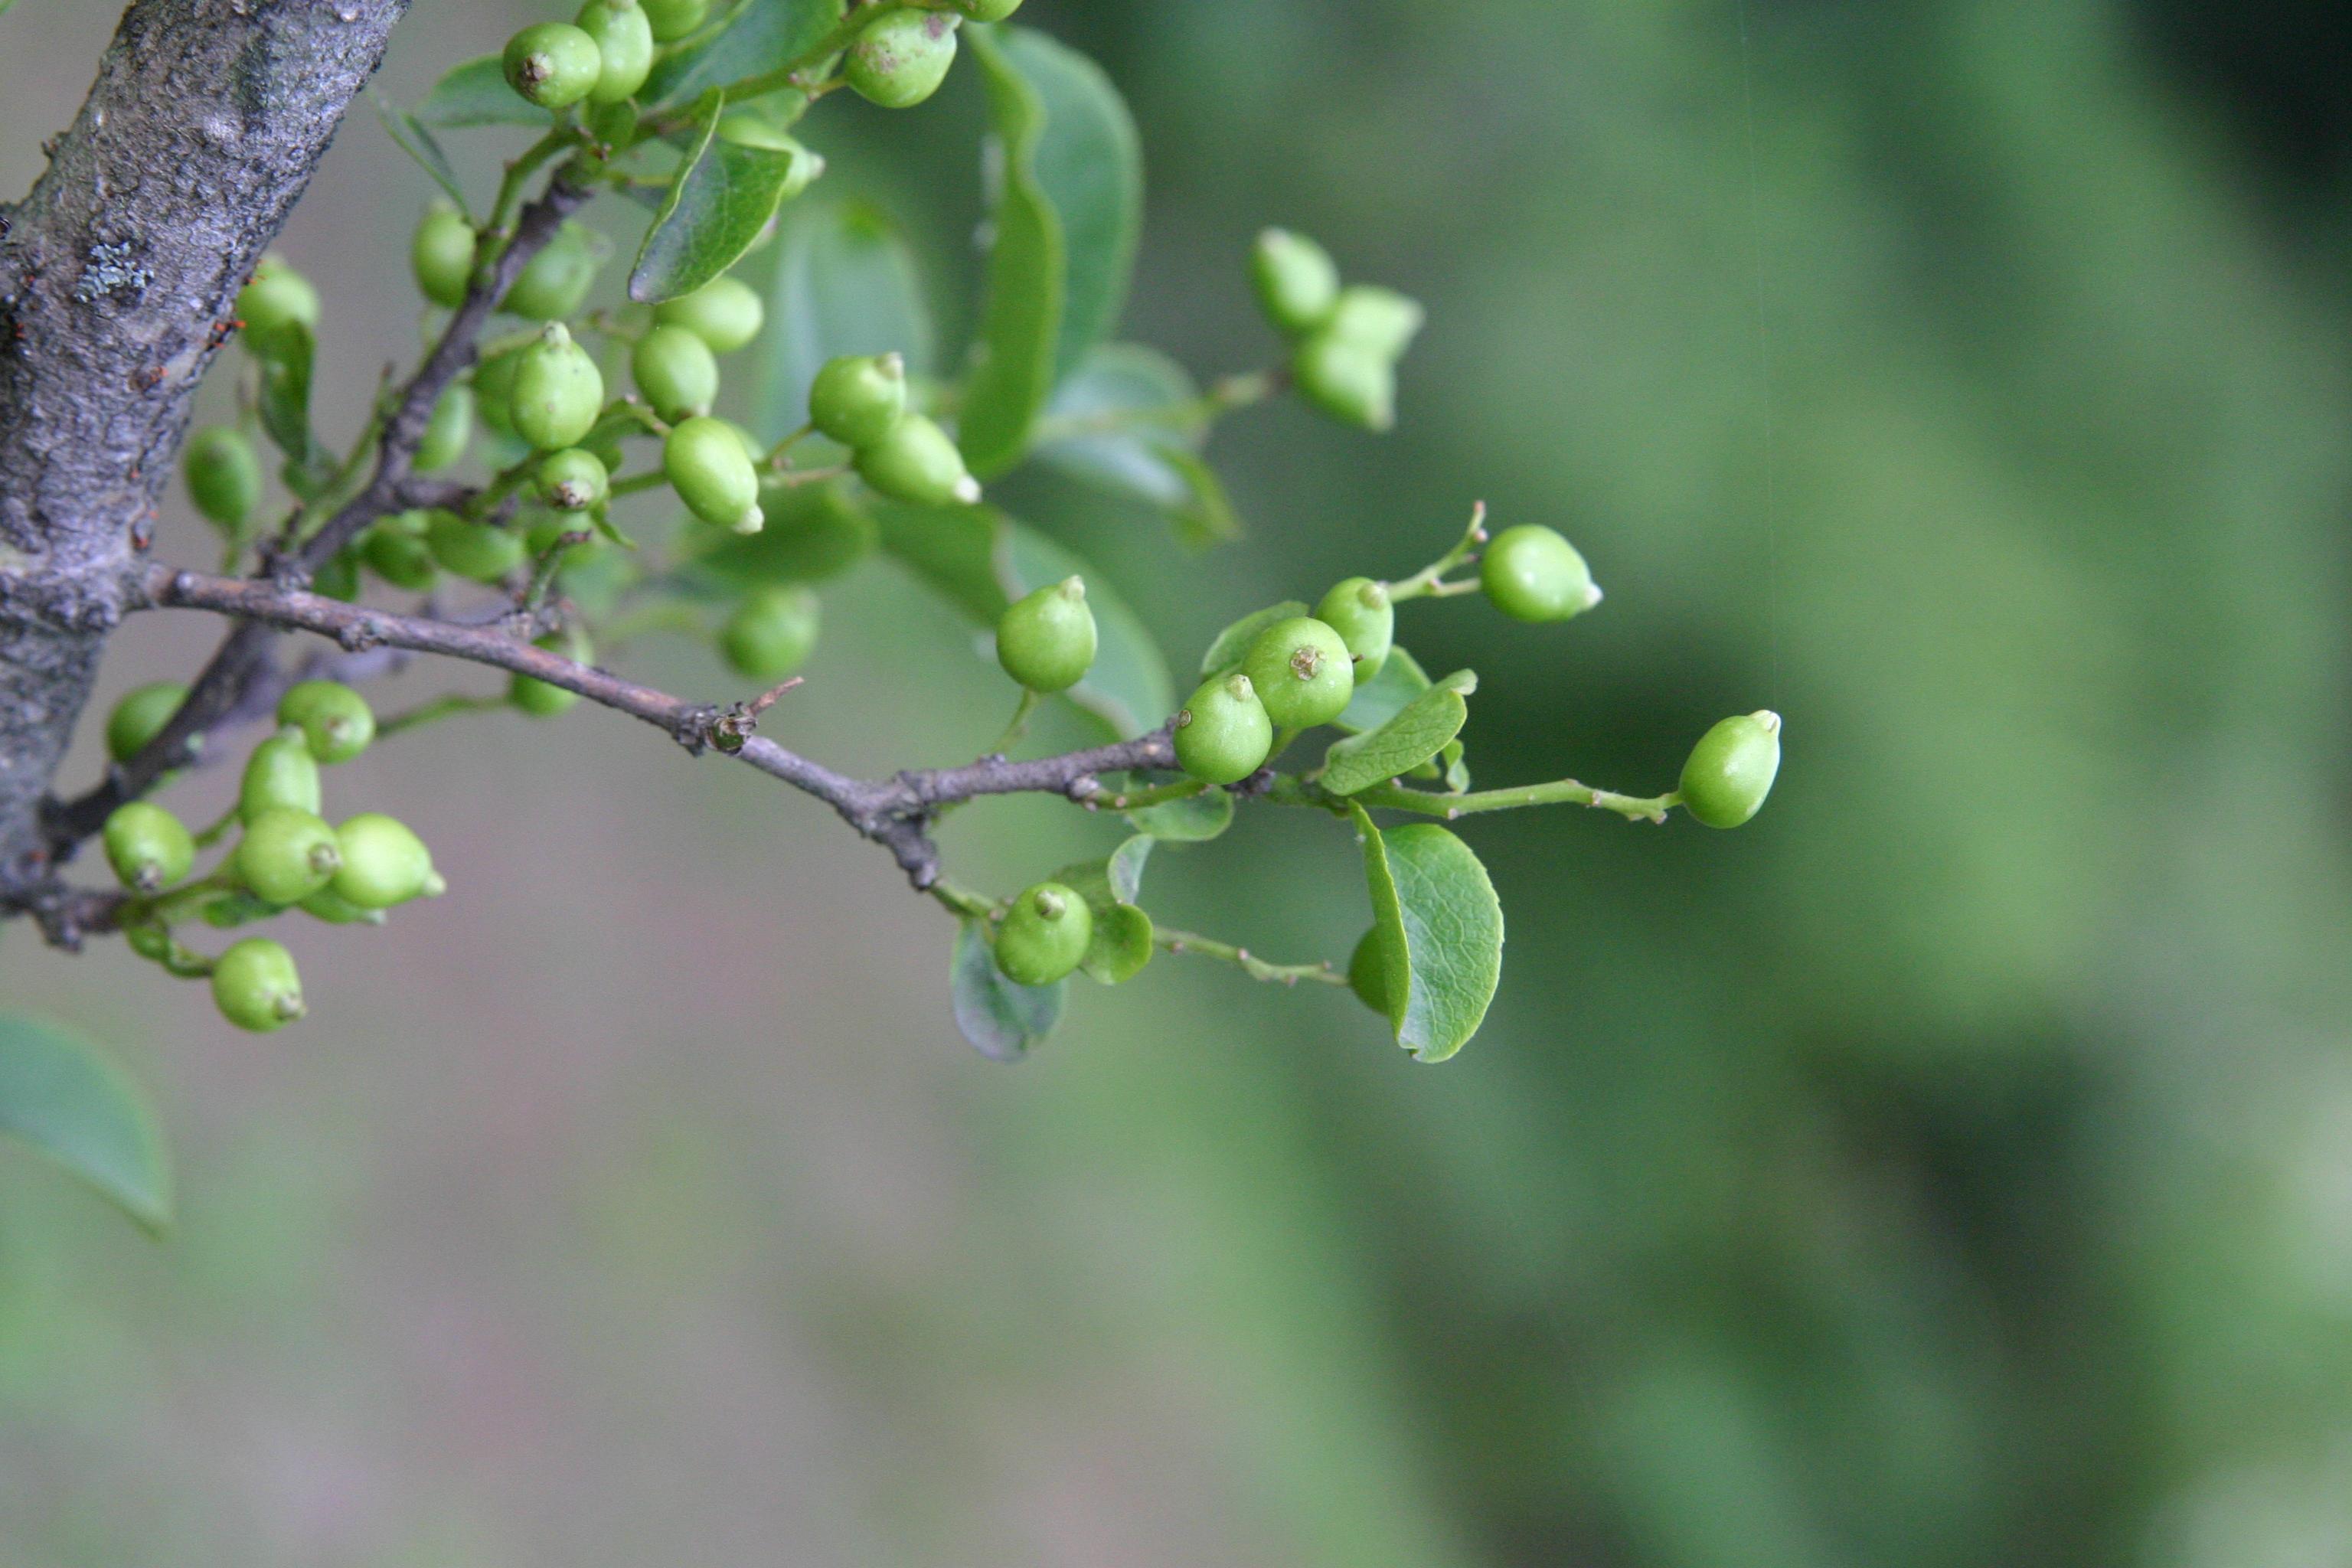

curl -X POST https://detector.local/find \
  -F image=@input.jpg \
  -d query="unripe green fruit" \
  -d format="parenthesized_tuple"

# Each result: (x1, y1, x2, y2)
(503, 21, 603, 110)
(630, 324, 720, 422)
(1327, 285, 1425, 361)
(312, 549, 361, 603)
(1251, 228, 1340, 338)
(1174, 671, 1275, 785)
(808, 352, 906, 449)
(1315, 577, 1393, 684)
(211, 938, 305, 1033)
(946, 0, 1024, 19)
(509, 629, 589, 717)
(1678, 710, 1782, 829)
(237, 255, 319, 348)
(1478, 524, 1600, 623)
(412, 384, 474, 474)
(1292, 334, 1396, 432)
(854, 414, 978, 507)
(238, 728, 322, 823)
(184, 426, 263, 529)
(719, 585, 821, 682)
(511, 323, 605, 451)
(474, 348, 521, 436)
(652, 275, 763, 354)
(364, 521, 439, 591)
(331, 813, 446, 908)
(639, 0, 708, 42)
(411, 205, 478, 309)
(844, 11, 961, 109)
(277, 680, 376, 765)
(106, 681, 189, 765)
(995, 882, 1093, 987)
(235, 808, 341, 906)
(103, 802, 194, 893)
(538, 447, 611, 511)
(996, 576, 1096, 694)
(427, 511, 527, 583)
(1347, 928, 1393, 1017)
(665, 415, 765, 533)
(1242, 616, 1354, 730)
(503, 222, 601, 322)
(577, 0, 653, 105)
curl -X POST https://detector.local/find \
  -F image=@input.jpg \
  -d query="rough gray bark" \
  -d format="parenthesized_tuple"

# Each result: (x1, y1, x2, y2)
(0, 0, 410, 911)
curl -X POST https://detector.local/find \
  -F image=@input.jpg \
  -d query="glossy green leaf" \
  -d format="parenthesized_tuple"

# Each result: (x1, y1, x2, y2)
(679, 479, 876, 586)
(374, 98, 468, 210)
(1200, 600, 1308, 677)
(959, 29, 1063, 479)
(1124, 784, 1234, 842)
(757, 200, 935, 440)
(1080, 904, 1155, 985)
(0, 1015, 171, 1233)
(1334, 645, 1435, 733)
(413, 55, 550, 128)
(642, 0, 843, 107)
(254, 320, 321, 490)
(1034, 345, 1239, 543)
(1348, 807, 1503, 1063)
(629, 105, 808, 304)
(950, 918, 1062, 1062)
(1319, 671, 1475, 796)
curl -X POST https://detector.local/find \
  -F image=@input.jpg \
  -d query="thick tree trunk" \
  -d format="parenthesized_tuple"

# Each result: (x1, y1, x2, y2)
(0, 0, 409, 915)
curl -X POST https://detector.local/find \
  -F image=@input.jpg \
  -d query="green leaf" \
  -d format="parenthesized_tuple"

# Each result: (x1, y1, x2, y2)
(1199, 600, 1308, 677)
(959, 30, 1063, 479)
(413, 55, 550, 129)
(1334, 645, 1435, 734)
(0, 1015, 171, 1233)
(950, 918, 1062, 1061)
(1107, 834, 1154, 903)
(1319, 672, 1475, 796)
(374, 98, 468, 210)
(678, 479, 876, 586)
(757, 200, 934, 440)
(1348, 808, 1503, 1063)
(1080, 904, 1155, 985)
(641, 0, 842, 107)
(254, 321, 321, 488)
(1125, 784, 1234, 842)
(1034, 345, 1239, 544)
(629, 103, 808, 305)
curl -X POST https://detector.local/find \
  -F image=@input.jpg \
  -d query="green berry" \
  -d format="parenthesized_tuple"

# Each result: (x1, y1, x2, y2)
(312, 549, 361, 603)
(1678, 710, 1782, 829)
(844, 10, 961, 109)
(996, 576, 1096, 694)
(652, 275, 764, 355)
(1314, 578, 1393, 685)
(1251, 228, 1339, 338)
(184, 426, 263, 529)
(364, 518, 439, 591)
(1478, 524, 1599, 623)
(298, 887, 384, 926)
(538, 447, 611, 512)
(808, 352, 906, 449)
(503, 21, 603, 110)
(510, 629, 589, 718)
(103, 802, 194, 893)
(277, 680, 376, 766)
(1347, 927, 1393, 1017)
(1326, 285, 1425, 361)
(503, 221, 601, 322)
(1292, 333, 1396, 431)
(413, 384, 474, 474)
(639, 0, 709, 42)
(106, 681, 188, 765)
(211, 938, 305, 1034)
(238, 728, 322, 823)
(577, 0, 654, 105)
(1241, 616, 1354, 730)
(235, 808, 341, 906)
(719, 586, 821, 682)
(411, 205, 478, 309)
(630, 323, 720, 422)
(510, 323, 605, 451)
(665, 415, 765, 534)
(427, 510, 528, 583)
(474, 348, 521, 436)
(995, 882, 1093, 987)
(1174, 671, 1274, 785)
(236, 255, 318, 348)
(853, 414, 978, 507)
(331, 813, 446, 908)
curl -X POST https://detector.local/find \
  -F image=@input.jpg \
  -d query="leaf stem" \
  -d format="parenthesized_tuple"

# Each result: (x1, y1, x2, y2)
(1383, 501, 1490, 604)
(1155, 927, 1348, 987)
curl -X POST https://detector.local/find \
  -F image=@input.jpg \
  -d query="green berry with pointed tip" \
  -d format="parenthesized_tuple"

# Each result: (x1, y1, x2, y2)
(239, 729, 322, 823)
(995, 882, 1093, 987)
(631, 323, 720, 422)
(510, 629, 589, 717)
(504, 21, 603, 109)
(808, 353, 907, 449)
(212, 937, 305, 1033)
(1292, 334, 1396, 431)
(502, 221, 600, 322)
(720, 585, 821, 682)
(427, 510, 527, 583)
(106, 681, 189, 765)
(103, 802, 194, 893)
(235, 808, 341, 905)
(1315, 577, 1393, 684)
(845, 10, 960, 109)
(331, 813, 445, 908)
(184, 426, 263, 529)
(665, 416, 764, 533)
(1479, 524, 1599, 623)
(639, 0, 708, 42)
(277, 680, 376, 765)
(1347, 927, 1393, 1017)
(1251, 229, 1340, 338)
(854, 414, 977, 507)
(1678, 710, 1782, 829)
(1327, 285, 1425, 360)
(996, 576, 1097, 694)
(538, 447, 611, 512)
(511, 323, 604, 452)
(237, 255, 318, 349)
(413, 384, 473, 474)
(653, 275, 764, 354)
(364, 519, 439, 590)
(577, 0, 653, 104)
(1174, 671, 1275, 785)
(411, 205, 478, 309)
(1242, 616, 1354, 730)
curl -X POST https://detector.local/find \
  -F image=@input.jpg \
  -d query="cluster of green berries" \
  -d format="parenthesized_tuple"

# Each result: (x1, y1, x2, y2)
(99, 682, 446, 1034)
(808, 351, 982, 508)
(1251, 230, 1424, 432)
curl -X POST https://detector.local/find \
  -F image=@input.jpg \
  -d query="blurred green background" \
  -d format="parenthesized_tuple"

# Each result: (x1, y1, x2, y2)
(6, 0, 2352, 1563)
